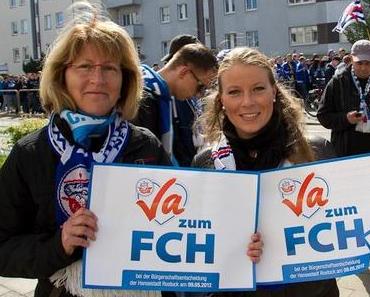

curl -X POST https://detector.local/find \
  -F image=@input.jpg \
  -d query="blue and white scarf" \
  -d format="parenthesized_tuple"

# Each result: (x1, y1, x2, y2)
(211, 134, 236, 170)
(48, 111, 130, 226)
(351, 67, 370, 133)
(211, 133, 290, 170)
(60, 109, 115, 149)
(48, 112, 160, 297)
(141, 64, 174, 158)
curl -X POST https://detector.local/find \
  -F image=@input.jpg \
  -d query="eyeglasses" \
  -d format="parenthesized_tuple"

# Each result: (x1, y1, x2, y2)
(189, 70, 207, 94)
(67, 63, 121, 79)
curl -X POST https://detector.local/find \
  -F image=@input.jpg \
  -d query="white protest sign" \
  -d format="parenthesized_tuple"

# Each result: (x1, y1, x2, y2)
(83, 164, 258, 292)
(257, 155, 370, 284)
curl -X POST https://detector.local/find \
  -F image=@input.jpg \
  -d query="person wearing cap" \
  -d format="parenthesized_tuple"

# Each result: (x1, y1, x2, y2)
(317, 39, 370, 157)
(132, 43, 217, 166)
(161, 34, 200, 64)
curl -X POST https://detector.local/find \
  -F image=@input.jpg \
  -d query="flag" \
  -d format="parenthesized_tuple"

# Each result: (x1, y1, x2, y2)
(333, 0, 367, 33)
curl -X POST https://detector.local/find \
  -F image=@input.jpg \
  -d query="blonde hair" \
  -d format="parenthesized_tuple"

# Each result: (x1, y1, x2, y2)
(40, 2, 142, 120)
(201, 47, 314, 164)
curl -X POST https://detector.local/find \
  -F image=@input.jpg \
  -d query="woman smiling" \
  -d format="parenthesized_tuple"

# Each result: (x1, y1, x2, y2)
(0, 3, 170, 297)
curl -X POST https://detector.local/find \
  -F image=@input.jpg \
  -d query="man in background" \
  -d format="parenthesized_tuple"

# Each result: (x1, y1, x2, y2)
(317, 39, 370, 157)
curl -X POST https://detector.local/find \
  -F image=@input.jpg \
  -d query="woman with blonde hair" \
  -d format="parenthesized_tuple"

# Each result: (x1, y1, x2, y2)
(0, 2, 170, 297)
(191, 47, 339, 296)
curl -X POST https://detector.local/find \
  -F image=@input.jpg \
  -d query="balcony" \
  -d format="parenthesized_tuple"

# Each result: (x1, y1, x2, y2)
(106, 0, 141, 8)
(122, 24, 143, 39)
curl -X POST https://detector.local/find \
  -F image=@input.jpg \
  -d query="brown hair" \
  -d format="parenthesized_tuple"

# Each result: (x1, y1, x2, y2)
(166, 43, 218, 72)
(40, 2, 142, 120)
(200, 47, 314, 164)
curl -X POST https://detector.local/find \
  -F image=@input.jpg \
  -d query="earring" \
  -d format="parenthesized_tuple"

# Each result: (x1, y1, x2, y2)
(273, 98, 276, 103)
(222, 105, 226, 110)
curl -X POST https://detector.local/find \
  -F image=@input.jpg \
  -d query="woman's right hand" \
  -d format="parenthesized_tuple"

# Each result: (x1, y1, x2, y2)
(61, 208, 98, 256)
(347, 110, 363, 124)
(247, 232, 263, 263)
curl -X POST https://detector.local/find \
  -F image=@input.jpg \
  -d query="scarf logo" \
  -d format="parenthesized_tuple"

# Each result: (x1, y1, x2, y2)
(58, 165, 89, 216)
(279, 172, 329, 218)
(135, 178, 187, 225)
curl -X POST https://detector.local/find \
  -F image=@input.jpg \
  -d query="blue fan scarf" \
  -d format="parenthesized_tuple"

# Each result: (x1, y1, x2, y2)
(48, 112, 130, 226)
(141, 64, 174, 161)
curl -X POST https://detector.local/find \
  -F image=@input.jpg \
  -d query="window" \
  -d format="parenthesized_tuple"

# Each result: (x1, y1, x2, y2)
(118, 12, 138, 26)
(161, 41, 169, 57)
(19, 0, 26, 6)
(20, 19, 28, 34)
(246, 31, 259, 47)
(55, 12, 64, 28)
(245, 0, 257, 10)
(225, 33, 237, 49)
(290, 25, 318, 45)
(44, 14, 52, 30)
(11, 21, 18, 35)
(160, 7, 170, 23)
(288, 0, 315, 5)
(178, 3, 188, 20)
(22, 46, 30, 60)
(224, 0, 235, 14)
(9, 0, 17, 8)
(13, 48, 20, 63)
(205, 18, 210, 34)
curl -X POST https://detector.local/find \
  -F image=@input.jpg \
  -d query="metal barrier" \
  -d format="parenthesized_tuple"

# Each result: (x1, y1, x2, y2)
(0, 89, 39, 114)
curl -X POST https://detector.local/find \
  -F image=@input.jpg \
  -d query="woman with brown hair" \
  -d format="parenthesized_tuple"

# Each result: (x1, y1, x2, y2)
(191, 47, 338, 297)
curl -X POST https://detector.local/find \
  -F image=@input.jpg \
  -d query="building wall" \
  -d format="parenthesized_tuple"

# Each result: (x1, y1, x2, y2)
(0, 0, 33, 74)
(212, 0, 351, 57)
(0, 0, 76, 74)
(0, 0, 354, 74)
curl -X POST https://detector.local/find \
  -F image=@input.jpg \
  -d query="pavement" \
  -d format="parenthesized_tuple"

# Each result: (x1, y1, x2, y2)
(0, 113, 369, 297)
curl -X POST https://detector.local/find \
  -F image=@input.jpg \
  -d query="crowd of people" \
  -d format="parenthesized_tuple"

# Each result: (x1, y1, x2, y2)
(0, 72, 43, 114)
(271, 49, 351, 100)
(0, 1, 369, 297)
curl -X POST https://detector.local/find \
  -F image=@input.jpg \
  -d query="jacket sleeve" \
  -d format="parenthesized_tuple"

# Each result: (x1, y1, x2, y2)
(317, 77, 353, 132)
(0, 143, 77, 279)
(191, 148, 213, 168)
(131, 91, 161, 139)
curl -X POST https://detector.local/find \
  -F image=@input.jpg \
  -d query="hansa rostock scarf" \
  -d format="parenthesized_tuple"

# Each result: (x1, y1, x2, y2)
(47, 112, 160, 297)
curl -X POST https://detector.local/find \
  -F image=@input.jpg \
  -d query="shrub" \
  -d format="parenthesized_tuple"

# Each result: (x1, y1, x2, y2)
(6, 118, 48, 146)
(0, 154, 7, 168)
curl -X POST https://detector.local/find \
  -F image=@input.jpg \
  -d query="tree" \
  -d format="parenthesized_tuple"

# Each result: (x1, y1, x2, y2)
(344, 0, 370, 44)
(22, 53, 45, 73)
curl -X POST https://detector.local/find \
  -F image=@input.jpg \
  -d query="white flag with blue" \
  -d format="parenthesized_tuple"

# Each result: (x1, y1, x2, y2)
(333, 0, 367, 33)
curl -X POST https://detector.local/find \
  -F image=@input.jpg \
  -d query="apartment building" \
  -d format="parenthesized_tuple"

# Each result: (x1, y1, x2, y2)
(1, 0, 352, 74)
(0, 0, 74, 74)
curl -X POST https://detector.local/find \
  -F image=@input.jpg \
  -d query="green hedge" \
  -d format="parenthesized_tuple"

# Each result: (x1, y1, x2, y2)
(0, 154, 7, 168)
(6, 118, 48, 146)
(0, 118, 48, 168)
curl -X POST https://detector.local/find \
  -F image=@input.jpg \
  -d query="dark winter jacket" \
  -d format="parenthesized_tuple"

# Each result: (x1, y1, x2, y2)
(0, 121, 171, 297)
(132, 89, 197, 167)
(317, 66, 370, 157)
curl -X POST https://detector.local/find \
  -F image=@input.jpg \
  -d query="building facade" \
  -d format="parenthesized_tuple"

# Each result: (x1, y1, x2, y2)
(0, 0, 352, 74)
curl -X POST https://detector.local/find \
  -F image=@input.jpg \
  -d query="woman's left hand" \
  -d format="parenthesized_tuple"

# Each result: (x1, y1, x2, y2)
(61, 208, 98, 256)
(246, 232, 263, 263)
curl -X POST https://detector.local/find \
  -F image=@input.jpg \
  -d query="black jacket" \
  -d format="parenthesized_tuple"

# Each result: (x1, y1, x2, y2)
(132, 89, 197, 167)
(317, 66, 370, 157)
(0, 122, 171, 297)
